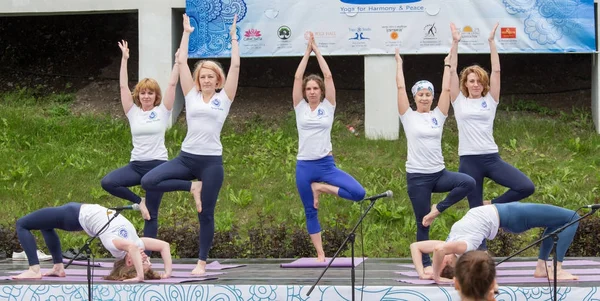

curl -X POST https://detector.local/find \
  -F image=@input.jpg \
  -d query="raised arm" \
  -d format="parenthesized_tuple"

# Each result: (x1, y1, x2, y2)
(432, 241, 467, 282)
(141, 237, 172, 278)
(292, 35, 313, 106)
(112, 238, 144, 282)
(410, 240, 445, 279)
(488, 22, 500, 102)
(437, 52, 452, 116)
(118, 40, 134, 114)
(311, 33, 335, 105)
(395, 48, 410, 116)
(162, 49, 180, 111)
(223, 15, 240, 101)
(177, 14, 196, 96)
(449, 23, 461, 102)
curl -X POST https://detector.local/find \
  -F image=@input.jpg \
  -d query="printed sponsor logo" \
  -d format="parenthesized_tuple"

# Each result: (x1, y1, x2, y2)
(244, 29, 262, 41)
(277, 26, 291, 40)
(501, 27, 516, 39)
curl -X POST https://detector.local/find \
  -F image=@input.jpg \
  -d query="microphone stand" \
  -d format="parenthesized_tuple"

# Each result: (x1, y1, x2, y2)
(65, 209, 124, 301)
(496, 208, 597, 301)
(307, 198, 380, 301)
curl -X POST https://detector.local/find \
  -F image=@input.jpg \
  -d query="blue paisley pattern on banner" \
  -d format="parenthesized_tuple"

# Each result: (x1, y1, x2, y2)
(502, 0, 588, 46)
(186, 0, 247, 58)
(0, 284, 597, 300)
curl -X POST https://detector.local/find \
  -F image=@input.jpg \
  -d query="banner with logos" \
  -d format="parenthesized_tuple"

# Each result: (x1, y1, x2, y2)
(185, 0, 596, 58)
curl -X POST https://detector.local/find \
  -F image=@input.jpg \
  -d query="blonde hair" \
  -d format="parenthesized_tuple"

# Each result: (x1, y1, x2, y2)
(132, 78, 162, 108)
(302, 74, 326, 102)
(193, 60, 226, 90)
(459, 65, 490, 98)
(104, 258, 161, 281)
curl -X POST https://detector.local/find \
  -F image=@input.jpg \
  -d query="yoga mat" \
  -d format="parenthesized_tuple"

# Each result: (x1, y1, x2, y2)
(61, 260, 245, 270)
(396, 268, 600, 277)
(1, 275, 216, 283)
(10, 269, 223, 278)
(398, 259, 600, 269)
(280, 257, 366, 268)
(395, 275, 600, 285)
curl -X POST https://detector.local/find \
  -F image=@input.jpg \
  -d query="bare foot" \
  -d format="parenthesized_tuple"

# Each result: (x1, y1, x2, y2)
(12, 267, 42, 280)
(483, 200, 492, 205)
(422, 204, 440, 227)
(139, 198, 151, 220)
(316, 254, 326, 262)
(190, 181, 202, 213)
(311, 182, 322, 209)
(191, 260, 206, 275)
(43, 268, 66, 277)
(535, 266, 579, 280)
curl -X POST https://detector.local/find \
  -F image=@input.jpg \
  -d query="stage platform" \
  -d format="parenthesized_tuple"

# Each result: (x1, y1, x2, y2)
(0, 257, 599, 300)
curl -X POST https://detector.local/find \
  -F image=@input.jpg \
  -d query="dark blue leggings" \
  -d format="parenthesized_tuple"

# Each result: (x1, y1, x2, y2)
(141, 151, 223, 261)
(296, 155, 366, 234)
(16, 202, 83, 266)
(406, 169, 476, 267)
(101, 160, 166, 243)
(459, 153, 535, 206)
(496, 202, 579, 261)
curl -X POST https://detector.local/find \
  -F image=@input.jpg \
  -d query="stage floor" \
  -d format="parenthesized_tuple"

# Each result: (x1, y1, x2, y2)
(1, 257, 599, 286)
(0, 257, 599, 301)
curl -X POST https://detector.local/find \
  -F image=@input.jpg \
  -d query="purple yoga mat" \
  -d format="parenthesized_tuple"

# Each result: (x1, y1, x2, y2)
(1, 275, 216, 283)
(398, 259, 600, 269)
(62, 260, 244, 270)
(280, 257, 366, 268)
(396, 268, 600, 277)
(395, 275, 599, 285)
(10, 269, 223, 278)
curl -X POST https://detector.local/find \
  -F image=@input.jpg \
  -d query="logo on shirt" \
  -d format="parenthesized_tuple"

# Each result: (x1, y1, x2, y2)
(481, 100, 487, 109)
(149, 111, 157, 119)
(212, 99, 221, 107)
(431, 117, 438, 126)
(117, 227, 128, 239)
(317, 108, 325, 116)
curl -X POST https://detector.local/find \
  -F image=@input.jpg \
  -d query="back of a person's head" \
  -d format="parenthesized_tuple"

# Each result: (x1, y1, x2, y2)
(455, 250, 496, 301)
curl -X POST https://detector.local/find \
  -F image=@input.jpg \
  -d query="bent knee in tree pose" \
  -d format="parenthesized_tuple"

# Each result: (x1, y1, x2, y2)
(292, 32, 366, 262)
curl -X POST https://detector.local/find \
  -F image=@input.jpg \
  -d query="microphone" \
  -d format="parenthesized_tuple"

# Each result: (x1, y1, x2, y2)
(108, 204, 140, 211)
(364, 190, 393, 201)
(585, 204, 600, 210)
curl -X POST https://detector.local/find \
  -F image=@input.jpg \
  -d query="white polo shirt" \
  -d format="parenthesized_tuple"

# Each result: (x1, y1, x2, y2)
(452, 92, 499, 156)
(295, 99, 335, 160)
(78, 204, 144, 259)
(446, 205, 500, 252)
(399, 107, 446, 174)
(181, 89, 232, 156)
(127, 103, 171, 161)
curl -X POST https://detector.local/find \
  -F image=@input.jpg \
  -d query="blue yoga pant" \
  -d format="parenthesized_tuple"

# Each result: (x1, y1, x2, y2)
(496, 202, 579, 262)
(16, 202, 83, 266)
(296, 155, 366, 235)
(459, 153, 535, 206)
(101, 160, 166, 244)
(141, 151, 223, 261)
(406, 169, 475, 267)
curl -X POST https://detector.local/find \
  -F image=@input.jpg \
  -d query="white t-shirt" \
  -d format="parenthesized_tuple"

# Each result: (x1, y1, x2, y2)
(78, 204, 144, 259)
(452, 92, 499, 156)
(181, 90, 232, 156)
(295, 99, 335, 160)
(127, 103, 171, 161)
(446, 205, 500, 252)
(399, 107, 446, 174)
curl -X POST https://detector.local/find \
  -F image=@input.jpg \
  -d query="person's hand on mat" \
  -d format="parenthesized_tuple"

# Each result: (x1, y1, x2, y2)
(123, 275, 144, 282)
(419, 273, 433, 280)
(435, 276, 454, 284)
(161, 271, 171, 279)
